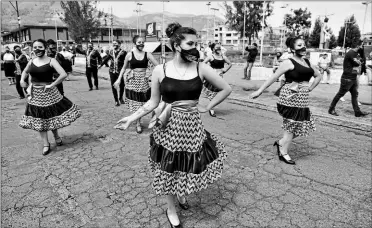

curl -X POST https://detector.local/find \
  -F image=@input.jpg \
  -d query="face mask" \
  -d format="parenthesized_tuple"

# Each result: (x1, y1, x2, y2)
(5, 50, 10, 53)
(178, 47, 200, 62)
(113, 44, 119, 49)
(15, 50, 22, 54)
(34, 49, 46, 57)
(215, 48, 221, 52)
(136, 44, 144, 50)
(294, 47, 306, 56)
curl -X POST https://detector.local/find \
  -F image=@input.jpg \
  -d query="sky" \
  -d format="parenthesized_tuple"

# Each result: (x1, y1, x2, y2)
(97, 1, 372, 35)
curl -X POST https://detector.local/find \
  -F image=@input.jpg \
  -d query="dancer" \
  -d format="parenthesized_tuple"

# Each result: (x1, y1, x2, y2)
(1, 46, 16, 85)
(19, 39, 81, 155)
(99, 40, 127, 106)
(243, 43, 258, 80)
(60, 47, 74, 81)
(249, 36, 322, 165)
(76, 42, 102, 91)
(14, 45, 28, 99)
(114, 35, 159, 133)
(328, 40, 368, 117)
(202, 42, 232, 117)
(114, 22, 231, 228)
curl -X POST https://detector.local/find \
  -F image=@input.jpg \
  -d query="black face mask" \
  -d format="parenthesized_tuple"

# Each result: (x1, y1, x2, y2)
(34, 49, 46, 57)
(136, 44, 144, 50)
(15, 50, 22, 54)
(5, 50, 10, 53)
(179, 47, 200, 62)
(294, 47, 306, 56)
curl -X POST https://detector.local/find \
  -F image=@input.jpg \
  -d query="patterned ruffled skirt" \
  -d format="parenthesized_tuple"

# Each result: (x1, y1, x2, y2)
(202, 69, 223, 100)
(125, 70, 151, 112)
(149, 109, 227, 196)
(277, 84, 316, 137)
(19, 86, 81, 132)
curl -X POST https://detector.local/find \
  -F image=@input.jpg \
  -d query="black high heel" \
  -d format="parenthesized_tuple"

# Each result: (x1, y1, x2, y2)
(177, 195, 189, 210)
(166, 209, 182, 228)
(273, 141, 295, 165)
(55, 137, 63, 146)
(42, 143, 51, 156)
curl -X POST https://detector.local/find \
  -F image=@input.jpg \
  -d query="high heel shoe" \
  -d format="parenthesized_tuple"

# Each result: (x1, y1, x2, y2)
(136, 125, 143, 134)
(55, 137, 63, 146)
(166, 209, 182, 228)
(209, 110, 216, 117)
(42, 143, 51, 156)
(273, 141, 295, 165)
(177, 195, 190, 210)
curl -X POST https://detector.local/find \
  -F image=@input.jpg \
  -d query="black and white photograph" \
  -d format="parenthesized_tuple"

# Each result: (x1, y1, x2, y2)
(1, 0, 371, 227)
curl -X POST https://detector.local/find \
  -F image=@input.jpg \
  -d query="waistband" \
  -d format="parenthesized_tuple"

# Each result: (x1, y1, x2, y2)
(284, 81, 309, 99)
(148, 100, 198, 129)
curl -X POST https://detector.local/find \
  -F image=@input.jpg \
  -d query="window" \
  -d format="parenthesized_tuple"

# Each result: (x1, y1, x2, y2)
(123, 30, 130, 36)
(219, 27, 222, 31)
(233, 40, 238, 44)
(226, 40, 231, 44)
(215, 40, 218, 43)
(215, 34, 218, 37)
(369, 42, 372, 45)
(114, 30, 122, 36)
(57, 28, 64, 33)
(215, 28, 218, 31)
(101, 29, 109, 36)
(226, 33, 232, 37)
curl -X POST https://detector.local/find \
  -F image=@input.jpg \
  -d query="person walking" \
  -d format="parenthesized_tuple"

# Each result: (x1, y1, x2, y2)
(114, 35, 159, 133)
(114, 22, 231, 228)
(328, 40, 369, 117)
(14, 45, 29, 99)
(249, 36, 322, 165)
(243, 43, 258, 80)
(76, 42, 102, 91)
(202, 42, 232, 117)
(98, 40, 127, 106)
(1, 46, 16, 85)
(60, 47, 74, 81)
(46, 39, 68, 96)
(19, 39, 81, 155)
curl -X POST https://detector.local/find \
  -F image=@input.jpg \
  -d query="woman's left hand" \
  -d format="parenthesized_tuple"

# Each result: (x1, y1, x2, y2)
(44, 84, 55, 91)
(197, 104, 209, 113)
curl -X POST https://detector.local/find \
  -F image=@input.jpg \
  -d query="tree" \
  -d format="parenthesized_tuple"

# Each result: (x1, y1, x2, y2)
(308, 17, 322, 48)
(285, 8, 312, 37)
(60, 1, 103, 44)
(337, 15, 361, 48)
(224, 1, 273, 45)
(329, 32, 337, 49)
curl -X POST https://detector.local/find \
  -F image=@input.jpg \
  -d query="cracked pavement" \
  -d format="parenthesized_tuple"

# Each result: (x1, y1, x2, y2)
(1, 72, 371, 228)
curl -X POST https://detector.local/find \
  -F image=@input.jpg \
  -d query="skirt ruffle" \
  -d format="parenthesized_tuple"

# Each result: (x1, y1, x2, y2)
(282, 117, 316, 137)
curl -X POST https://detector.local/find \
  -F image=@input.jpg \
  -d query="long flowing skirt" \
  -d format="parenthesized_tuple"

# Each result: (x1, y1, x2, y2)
(19, 86, 81, 132)
(202, 69, 223, 100)
(149, 109, 227, 196)
(125, 70, 151, 112)
(277, 84, 316, 137)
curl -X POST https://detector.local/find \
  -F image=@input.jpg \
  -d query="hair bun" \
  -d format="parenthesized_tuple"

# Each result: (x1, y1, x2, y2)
(166, 22, 182, 38)
(285, 37, 293, 48)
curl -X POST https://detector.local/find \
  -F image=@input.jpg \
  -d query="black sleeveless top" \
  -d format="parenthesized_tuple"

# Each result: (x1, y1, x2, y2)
(210, 55, 225, 69)
(285, 58, 314, 83)
(130, 52, 148, 69)
(29, 60, 55, 83)
(160, 63, 203, 103)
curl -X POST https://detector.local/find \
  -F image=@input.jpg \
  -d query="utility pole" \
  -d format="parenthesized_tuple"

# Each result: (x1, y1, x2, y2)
(137, 2, 143, 36)
(111, 6, 114, 45)
(206, 2, 211, 44)
(161, 1, 169, 64)
(259, 1, 266, 64)
(242, 2, 246, 57)
(211, 7, 219, 43)
(9, 1, 21, 42)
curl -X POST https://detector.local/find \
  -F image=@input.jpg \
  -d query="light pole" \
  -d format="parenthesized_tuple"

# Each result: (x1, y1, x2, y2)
(206, 2, 211, 44)
(9, 1, 21, 42)
(137, 2, 143, 36)
(280, 4, 288, 50)
(161, 1, 169, 64)
(242, 2, 247, 57)
(362, 1, 372, 34)
(259, 1, 266, 64)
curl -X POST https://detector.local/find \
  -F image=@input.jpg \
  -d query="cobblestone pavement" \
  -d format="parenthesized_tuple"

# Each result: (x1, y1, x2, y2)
(1, 72, 371, 228)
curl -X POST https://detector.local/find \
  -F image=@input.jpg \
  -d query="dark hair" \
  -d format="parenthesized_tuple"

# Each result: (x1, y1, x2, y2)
(46, 39, 56, 45)
(33, 39, 48, 48)
(351, 40, 363, 48)
(165, 22, 197, 52)
(210, 43, 216, 51)
(114, 39, 121, 44)
(13, 45, 21, 50)
(132, 35, 143, 43)
(285, 36, 303, 52)
(324, 17, 329, 23)
(253, 43, 258, 47)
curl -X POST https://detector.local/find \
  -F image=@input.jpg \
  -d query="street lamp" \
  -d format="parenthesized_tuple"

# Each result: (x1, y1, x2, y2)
(9, 1, 21, 42)
(137, 2, 143, 36)
(362, 1, 372, 34)
(206, 2, 211, 44)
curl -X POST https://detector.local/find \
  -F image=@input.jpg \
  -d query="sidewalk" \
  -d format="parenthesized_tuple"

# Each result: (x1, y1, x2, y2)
(72, 60, 372, 131)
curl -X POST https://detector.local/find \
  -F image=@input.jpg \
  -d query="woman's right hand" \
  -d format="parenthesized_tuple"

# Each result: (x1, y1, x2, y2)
(248, 90, 262, 99)
(113, 80, 121, 89)
(114, 116, 134, 131)
(20, 80, 28, 88)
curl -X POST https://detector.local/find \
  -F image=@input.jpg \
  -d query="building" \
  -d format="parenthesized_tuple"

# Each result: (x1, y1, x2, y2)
(1, 25, 69, 43)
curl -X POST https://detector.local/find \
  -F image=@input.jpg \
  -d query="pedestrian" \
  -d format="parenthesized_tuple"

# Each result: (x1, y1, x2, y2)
(249, 36, 322, 165)
(76, 42, 102, 91)
(318, 53, 331, 84)
(46, 39, 67, 95)
(69, 46, 76, 65)
(328, 40, 369, 117)
(14, 45, 28, 99)
(114, 22, 231, 228)
(202, 42, 232, 117)
(243, 43, 258, 80)
(59, 47, 74, 81)
(114, 35, 159, 134)
(19, 39, 81, 155)
(1, 46, 16, 85)
(98, 40, 127, 106)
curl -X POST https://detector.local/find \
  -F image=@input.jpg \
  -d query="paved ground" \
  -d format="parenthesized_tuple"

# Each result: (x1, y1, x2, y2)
(1, 67, 371, 228)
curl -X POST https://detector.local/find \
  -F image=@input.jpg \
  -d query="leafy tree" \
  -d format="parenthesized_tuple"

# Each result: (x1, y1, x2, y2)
(285, 8, 312, 37)
(60, 1, 103, 44)
(308, 17, 322, 48)
(329, 32, 337, 49)
(224, 1, 273, 45)
(337, 15, 361, 48)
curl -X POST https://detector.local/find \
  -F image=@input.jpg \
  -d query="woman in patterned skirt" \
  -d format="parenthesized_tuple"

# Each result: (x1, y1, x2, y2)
(114, 35, 159, 133)
(114, 22, 232, 227)
(19, 39, 81, 155)
(202, 42, 232, 117)
(249, 36, 322, 165)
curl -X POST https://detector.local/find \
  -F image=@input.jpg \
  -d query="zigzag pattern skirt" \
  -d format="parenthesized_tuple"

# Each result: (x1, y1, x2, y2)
(202, 69, 223, 100)
(19, 86, 81, 132)
(125, 70, 151, 112)
(149, 109, 227, 196)
(277, 84, 316, 137)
